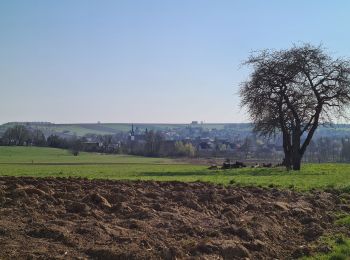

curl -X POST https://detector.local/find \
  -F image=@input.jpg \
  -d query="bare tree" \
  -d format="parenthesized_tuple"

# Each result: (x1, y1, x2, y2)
(240, 137, 252, 159)
(240, 44, 350, 170)
(31, 129, 46, 146)
(2, 125, 30, 145)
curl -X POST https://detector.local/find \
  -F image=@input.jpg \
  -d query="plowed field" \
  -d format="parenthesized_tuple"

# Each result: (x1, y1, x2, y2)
(0, 177, 349, 259)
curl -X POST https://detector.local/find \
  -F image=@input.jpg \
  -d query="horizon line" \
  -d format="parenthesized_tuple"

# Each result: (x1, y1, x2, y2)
(1, 121, 252, 125)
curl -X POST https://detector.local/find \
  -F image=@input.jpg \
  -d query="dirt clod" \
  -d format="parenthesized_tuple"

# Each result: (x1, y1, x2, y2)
(221, 243, 250, 259)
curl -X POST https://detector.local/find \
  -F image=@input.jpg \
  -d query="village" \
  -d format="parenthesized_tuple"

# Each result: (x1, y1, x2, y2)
(3, 121, 350, 163)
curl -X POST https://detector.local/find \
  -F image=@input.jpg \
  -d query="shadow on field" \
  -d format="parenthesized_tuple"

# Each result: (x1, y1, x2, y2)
(140, 169, 325, 177)
(237, 170, 324, 176)
(140, 171, 214, 177)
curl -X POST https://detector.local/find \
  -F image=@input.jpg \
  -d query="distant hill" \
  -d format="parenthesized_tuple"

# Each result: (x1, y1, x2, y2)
(1, 122, 350, 138)
(0, 122, 249, 137)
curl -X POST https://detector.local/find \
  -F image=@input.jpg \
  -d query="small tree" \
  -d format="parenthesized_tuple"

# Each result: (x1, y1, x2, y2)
(144, 130, 163, 156)
(2, 125, 30, 145)
(47, 135, 65, 148)
(69, 138, 82, 156)
(240, 44, 350, 170)
(240, 137, 252, 159)
(341, 138, 350, 162)
(31, 129, 46, 146)
(184, 143, 196, 157)
(174, 141, 196, 157)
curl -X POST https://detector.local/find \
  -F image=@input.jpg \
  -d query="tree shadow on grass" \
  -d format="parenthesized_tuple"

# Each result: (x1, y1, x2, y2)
(139, 171, 214, 177)
(139, 169, 325, 177)
(238, 170, 324, 176)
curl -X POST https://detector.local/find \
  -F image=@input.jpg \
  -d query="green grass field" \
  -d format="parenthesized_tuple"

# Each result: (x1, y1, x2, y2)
(0, 146, 350, 192)
(302, 235, 350, 260)
(0, 146, 176, 164)
(0, 146, 349, 259)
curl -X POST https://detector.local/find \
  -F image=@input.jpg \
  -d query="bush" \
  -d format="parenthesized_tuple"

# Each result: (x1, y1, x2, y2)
(174, 141, 196, 157)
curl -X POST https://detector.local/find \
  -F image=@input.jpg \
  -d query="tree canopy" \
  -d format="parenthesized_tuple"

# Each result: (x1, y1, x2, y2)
(240, 44, 350, 170)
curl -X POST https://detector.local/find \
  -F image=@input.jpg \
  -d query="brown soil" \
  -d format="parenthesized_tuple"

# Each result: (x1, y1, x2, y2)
(0, 177, 349, 259)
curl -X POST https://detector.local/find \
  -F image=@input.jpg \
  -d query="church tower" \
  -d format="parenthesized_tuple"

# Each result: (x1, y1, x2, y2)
(130, 124, 135, 141)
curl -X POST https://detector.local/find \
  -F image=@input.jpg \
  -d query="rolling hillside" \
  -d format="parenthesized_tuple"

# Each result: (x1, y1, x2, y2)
(1, 122, 350, 138)
(0, 122, 250, 137)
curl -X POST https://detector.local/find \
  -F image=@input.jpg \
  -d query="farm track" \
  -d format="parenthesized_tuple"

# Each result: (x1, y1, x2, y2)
(0, 177, 349, 259)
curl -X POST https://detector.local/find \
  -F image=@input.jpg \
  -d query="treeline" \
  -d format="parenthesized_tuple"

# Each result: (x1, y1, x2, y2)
(0, 125, 196, 157)
(303, 137, 350, 163)
(0, 125, 84, 155)
(4, 124, 350, 161)
(125, 130, 196, 157)
(1, 125, 46, 146)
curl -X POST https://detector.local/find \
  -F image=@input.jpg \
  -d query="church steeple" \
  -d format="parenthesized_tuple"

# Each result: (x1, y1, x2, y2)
(130, 124, 135, 141)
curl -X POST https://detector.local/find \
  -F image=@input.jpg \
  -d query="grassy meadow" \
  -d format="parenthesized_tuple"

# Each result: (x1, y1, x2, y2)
(0, 146, 177, 164)
(1, 146, 349, 259)
(0, 146, 350, 191)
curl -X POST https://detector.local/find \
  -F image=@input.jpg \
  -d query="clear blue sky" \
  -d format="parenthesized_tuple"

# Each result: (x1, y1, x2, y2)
(1, 0, 350, 124)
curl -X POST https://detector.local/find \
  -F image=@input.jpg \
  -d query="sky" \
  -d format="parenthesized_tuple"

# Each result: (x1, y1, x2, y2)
(1, 0, 350, 124)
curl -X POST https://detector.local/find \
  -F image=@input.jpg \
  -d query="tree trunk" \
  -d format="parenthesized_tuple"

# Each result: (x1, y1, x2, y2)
(291, 128, 302, 170)
(292, 151, 301, 170)
(281, 128, 292, 170)
(283, 153, 292, 170)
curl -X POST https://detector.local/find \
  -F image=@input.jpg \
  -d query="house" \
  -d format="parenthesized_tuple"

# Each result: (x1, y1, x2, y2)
(198, 141, 214, 151)
(82, 141, 103, 151)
